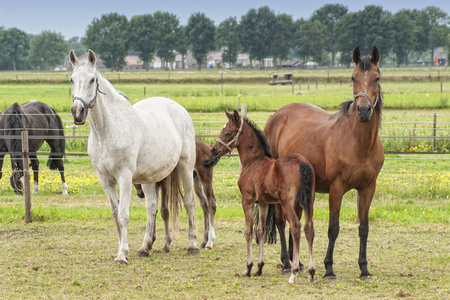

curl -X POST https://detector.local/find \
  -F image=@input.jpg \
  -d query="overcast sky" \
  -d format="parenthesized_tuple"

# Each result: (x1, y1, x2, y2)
(1, 0, 449, 39)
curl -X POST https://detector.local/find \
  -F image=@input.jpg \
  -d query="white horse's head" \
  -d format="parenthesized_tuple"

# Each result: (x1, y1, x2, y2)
(69, 49, 100, 125)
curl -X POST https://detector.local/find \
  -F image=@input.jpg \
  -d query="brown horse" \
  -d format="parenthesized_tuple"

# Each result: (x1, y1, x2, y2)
(206, 110, 316, 284)
(263, 46, 385, 281)
(135, 139, 217, 249)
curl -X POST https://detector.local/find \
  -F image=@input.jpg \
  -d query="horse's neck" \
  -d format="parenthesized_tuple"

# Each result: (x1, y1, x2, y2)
(88, 77, 133, 135)
(351, 108, 381, 152)
(236, 123, 267, 167)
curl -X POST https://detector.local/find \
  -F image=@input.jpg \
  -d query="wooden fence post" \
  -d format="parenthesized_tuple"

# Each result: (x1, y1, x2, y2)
(22, 130, 32, 223)
(433, 113, 437, 152)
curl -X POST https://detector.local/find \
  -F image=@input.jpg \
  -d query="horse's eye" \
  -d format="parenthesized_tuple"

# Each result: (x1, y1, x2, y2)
(375, 77, 381, 82)
(225, 131, 231, 136)
(351, 76, 355, 82)
(89, 78, 95, 84)
(70, 78, 73, 83)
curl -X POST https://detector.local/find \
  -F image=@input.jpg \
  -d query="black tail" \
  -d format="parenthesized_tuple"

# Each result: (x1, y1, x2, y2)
(47, 109, 65, 170)
(254, 204, 277, 244)
(296, 161, 314, 212)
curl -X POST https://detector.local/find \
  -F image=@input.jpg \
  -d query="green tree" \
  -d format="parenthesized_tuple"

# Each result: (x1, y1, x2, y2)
(294, 19, 328, 66)
(68, 37, 85, 56)
(29, 31, 68, 70)
(153, 11, 181, 70)
(176, 26, 189, 69)
(392, 10, 416, 66)
(240, 6, 276, 68)
(415, 6, 448, 65)
(0, 27, 30, 70)
(216, 17, 241, 68)
(271, 14, 294, 68)
(239, 8, 258, 68)
(129, 14, 156, 71)
(335, 6, 394, 66)
(84, 13, 129, 71)
(186, 12, 215, 70)
(311, 4, 348, 67)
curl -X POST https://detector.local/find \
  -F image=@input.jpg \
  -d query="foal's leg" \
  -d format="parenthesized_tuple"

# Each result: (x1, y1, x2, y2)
(242, 197, 255, 277)
(194, 175, 210, 249)
(29, 154, 39, 194)
(282, 201, 302, 284)
(137, 183, 159, 257)
(255, 203, 269, 276)
(301, 198, 315, 283)
(177, 161, 199, 254)
(199, 170, 216, 249)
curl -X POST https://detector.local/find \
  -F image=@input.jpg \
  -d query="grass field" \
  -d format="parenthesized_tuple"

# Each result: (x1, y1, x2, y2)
(0, 71, 449, 299)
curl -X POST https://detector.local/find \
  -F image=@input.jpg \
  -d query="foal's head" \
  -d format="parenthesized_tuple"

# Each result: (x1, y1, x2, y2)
(351, 46, 381, 123)
(204, 110, 243, 167)
(69, 49, 100, 125)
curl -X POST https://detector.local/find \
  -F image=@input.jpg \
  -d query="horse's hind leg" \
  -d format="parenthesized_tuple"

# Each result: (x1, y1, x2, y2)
(159, 179, 171, 253)
(303, 203, 316, 283)
(137, 183, 159, 257)
(177, 160, 199, 255)
(29, 154, 39, 194)
(242, 197, 255, 277)
(255, 203, 268, 276)
(283, 202, 301, 285)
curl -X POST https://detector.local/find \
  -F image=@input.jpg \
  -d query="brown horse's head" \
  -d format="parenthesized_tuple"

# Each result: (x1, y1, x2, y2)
(352, 46, 381, 123)
(204, 110, 242, 167)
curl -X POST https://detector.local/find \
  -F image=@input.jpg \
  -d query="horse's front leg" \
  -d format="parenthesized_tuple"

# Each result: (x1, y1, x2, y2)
(29, 154, 39, 194)
(96, 173, 121, 263)
(242, 196, 255, 277)
(255, 203, 268, 276)
(137, 183, 158, 257)
(357, 184, 376, 280)
(114, 173, 133, 265)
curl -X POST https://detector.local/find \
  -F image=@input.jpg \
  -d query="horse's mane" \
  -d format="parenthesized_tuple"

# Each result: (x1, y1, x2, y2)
(244, 118, 272, 158)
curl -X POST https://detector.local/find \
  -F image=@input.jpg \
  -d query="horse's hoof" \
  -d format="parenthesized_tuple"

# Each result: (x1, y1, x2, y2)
(205, 245, 213, 250)
(162, 245, 170, 253)
(187, 247, 199, 255)
(299, 265, 306, 273)
(113, 259, 128, 266)
(136, 251, 149, 258)
(200, 242, 207, 249)
(281, 268, 291, 275)
(360, 275, 375, 281)
(323, 275, 338, 282)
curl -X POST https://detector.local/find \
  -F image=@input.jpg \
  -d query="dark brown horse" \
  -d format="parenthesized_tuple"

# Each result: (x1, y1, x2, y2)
(206, 110, 316, 284)
(263, 46, 385, 281)
(135, 139, 217, 249)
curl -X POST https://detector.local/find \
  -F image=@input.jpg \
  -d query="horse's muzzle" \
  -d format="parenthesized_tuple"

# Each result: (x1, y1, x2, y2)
(357, 104, 372, 123)
(71, 101, 86, 125)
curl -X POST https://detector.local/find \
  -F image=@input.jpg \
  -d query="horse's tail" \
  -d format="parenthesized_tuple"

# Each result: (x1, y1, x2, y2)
(254, 204, 277, 244)
(296, 161, 314, 212)
(164, 168, 183, 236)
(5, 103, 24, 156)
(47, 108, 65, 170)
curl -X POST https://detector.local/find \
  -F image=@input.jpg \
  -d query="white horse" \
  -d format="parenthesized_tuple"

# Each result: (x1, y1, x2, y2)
(69, 49, 198, 265)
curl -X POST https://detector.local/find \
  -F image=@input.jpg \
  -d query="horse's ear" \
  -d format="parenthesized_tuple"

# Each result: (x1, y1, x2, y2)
(69, 50, 79, 66)
(225, 110, 233, 121)
(371, 46, 380, 64)
(233, 110, 241, 123)
(88, 49, 97, 66)
(352, 47, 361, 64)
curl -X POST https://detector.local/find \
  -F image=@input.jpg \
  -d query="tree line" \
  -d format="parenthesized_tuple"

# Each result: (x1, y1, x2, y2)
(0, 4, 449, 71)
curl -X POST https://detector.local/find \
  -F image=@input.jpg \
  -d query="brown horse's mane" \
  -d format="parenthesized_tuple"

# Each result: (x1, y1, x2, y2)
(340, 55, 384, 127)
(244, 118, 272, 158)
